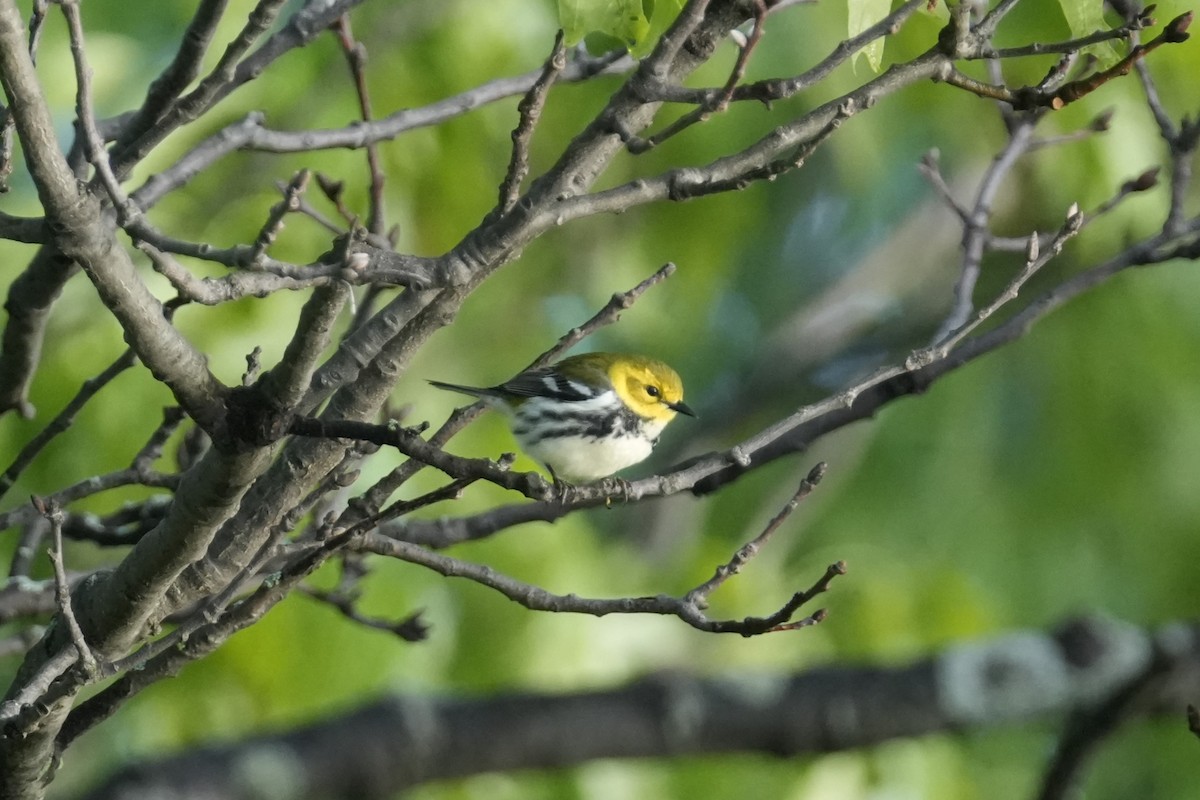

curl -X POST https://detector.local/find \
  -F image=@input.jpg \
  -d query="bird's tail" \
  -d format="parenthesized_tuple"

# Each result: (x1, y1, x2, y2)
(428, 379, 493, 400)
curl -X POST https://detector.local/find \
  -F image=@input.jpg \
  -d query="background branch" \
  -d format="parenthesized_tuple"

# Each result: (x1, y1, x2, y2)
(82, 615, 1200, 800)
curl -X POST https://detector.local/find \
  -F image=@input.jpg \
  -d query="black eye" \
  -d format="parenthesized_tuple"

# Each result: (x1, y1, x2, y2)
(646, 385, 661, 398)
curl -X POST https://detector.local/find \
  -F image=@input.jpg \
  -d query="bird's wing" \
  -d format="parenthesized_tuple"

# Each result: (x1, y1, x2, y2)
(497, 368, 602, 402)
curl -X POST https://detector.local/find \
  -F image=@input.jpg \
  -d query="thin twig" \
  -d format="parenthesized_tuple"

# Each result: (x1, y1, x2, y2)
(249, 169, 310, 264)
(0, 349, 137, 505)
(299, 586, 428, 641)
(33, 497, 97, 674)
(287, 189, 349, 236)
(0, 647, 79, 725)
(61, 0, 140, 224)
(1130, 23, 1200, 237)
(926, 203, 1084, 357)
(60, 497, 171, 548)
(498, 30, 566, 213)
(333, 15, 388, 235)
(27, 0, 49, 60)
(109, 0, 291, 178)
(625, 0, 768, 152)
(932, 114, 1039, 341)
(929, 161, 1156, 256)
(687, 462, 826, 607)
(917, 150, 970, 224)
(1134, 55, 1177, 142)
(975, 8, 1154, 58)
(361, 532, 845, 637)
(0, 421, 181, 537)
(288, 416, 550, 501)
(59, 499, 398, 748)
(940, 13, 1193, 111)
(643, 0, 925, 109)
(116, 0, 228, 148)
(126, 48, 630, 211)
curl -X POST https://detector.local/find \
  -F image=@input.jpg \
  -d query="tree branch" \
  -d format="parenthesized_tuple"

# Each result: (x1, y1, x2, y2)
(360, 531, 842, 636)
(0, 0, 229, 436)
(80, 615, 1200, 800)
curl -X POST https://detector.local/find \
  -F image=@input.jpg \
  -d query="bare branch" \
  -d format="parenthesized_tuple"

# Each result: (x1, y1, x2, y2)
(61, 0, 133, 222)
(126, 49, 629, 210)
(249, 169, 310, 263)
(940, 13, 1193, 110)
(0, 0, 1197, 793)
(646, 0, 927, 108)
(623, 0, 767, 151)
(34, 497, 97, 674)
(686, 462, 827, 608)
(78, 615, 1200, 799)
(332, 15, 389, 234)
(359, 532, 843, 636)
(545, 51, 944, 229)
(108, 0, 291, 177)
(117, 0, 229, 147)
(0, 0, 229, 436)
(288, 416, 549, 501)
(498, 30, 566, 213)
(974, 5, 1156, 58)
(56, 512, 384, 751)
(0, 349, 136, 505)
(299, 586, 428, 642)
(931, 114, 1038, 341)
(930, 204, 1085, 355)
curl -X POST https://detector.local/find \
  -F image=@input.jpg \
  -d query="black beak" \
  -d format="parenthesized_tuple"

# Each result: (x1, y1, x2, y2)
(668, 400, 697, 418)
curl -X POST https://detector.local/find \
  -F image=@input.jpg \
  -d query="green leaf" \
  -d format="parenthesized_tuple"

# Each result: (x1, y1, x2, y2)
(848, 0, 891, 73)
(558, 0, 651, 49)
(1057, 0, 1121, 66)
(634, 0, 685, 57)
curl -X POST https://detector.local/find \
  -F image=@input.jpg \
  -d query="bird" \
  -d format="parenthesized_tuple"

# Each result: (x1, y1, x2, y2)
(429, 352, 695, 482)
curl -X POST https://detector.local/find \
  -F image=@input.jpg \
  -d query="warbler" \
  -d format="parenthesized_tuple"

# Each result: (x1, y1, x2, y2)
(430, 352, 695, 482)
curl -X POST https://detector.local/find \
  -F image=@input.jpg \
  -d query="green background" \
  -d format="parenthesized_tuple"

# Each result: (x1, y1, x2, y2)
(0, 0, 1197, 797)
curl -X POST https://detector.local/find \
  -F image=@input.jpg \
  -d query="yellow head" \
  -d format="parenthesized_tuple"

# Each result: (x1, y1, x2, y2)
(560, 353, 695, 423)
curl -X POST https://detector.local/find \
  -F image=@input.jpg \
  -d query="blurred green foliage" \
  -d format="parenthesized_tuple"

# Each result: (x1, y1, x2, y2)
(1, 0, 1198, 797)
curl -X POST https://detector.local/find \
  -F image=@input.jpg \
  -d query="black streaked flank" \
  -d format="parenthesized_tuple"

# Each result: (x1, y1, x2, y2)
(513, 405, 643, 441)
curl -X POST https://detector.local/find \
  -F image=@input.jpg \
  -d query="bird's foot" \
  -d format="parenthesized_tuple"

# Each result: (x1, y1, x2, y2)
(546, 467, 578, 505)
(598, 476, 633, 507)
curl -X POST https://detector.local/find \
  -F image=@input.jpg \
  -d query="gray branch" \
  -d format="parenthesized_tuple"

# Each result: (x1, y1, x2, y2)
(80, 615, 1200, 800)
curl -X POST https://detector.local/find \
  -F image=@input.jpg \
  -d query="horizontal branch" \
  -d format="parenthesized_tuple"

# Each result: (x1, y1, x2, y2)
(535, 50, 945, 234)
(644, 0, 926, 111)
(82, 615, 1200, 799)
(127, 48, 629, 209)
(0, 212, 45, 243)
(358, 537, 842, 637)
(941, 13, 1193, 111)
(384, 212, 1200, 549)
(335, 262, 677, 525)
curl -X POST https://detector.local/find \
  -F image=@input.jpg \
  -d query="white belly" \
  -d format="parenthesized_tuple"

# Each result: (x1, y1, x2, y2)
(522, 432, 654, 482)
